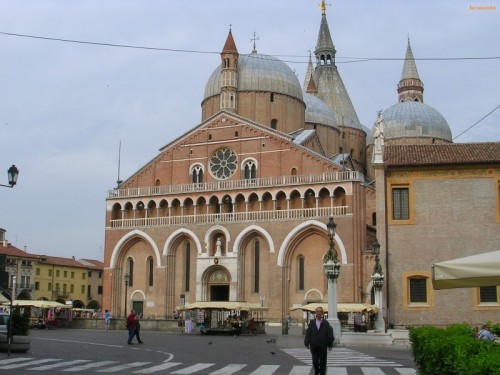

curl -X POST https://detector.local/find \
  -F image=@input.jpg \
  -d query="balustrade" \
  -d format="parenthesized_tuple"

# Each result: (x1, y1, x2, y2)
(108, 171, 363, 199)
(109, 206, 351, 229)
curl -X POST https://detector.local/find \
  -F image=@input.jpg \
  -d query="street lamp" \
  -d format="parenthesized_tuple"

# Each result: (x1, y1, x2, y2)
(0, 165, 19, 188)
(323, 216, 341, 344)
(7, 275, 17, 357)
(124, 274, 130, 318)
(371, 239, 385, 332)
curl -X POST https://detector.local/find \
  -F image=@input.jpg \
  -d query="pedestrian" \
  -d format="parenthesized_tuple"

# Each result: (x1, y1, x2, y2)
(477, 323, 496, 341)
(104, 309, 111, 330)
(134, 312, 143, 344)
(304, 306, 334, 375)
(126, 309, 137, 345)
(248, 318, 257, 335)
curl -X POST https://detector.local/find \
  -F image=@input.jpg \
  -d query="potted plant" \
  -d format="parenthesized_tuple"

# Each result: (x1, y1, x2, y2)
(0, 307, 31, 352)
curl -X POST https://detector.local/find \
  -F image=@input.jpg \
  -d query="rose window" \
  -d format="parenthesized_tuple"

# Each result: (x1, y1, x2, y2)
(209, 148, 237, 180)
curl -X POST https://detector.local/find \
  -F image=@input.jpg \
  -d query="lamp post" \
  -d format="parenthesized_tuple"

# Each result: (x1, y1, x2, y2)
(371, 239, 385, 332)
(0, 165, 19, 188)
(124, 274, 130, 318)
(7, 275, 17, 357)
(323, 216, 341, 344)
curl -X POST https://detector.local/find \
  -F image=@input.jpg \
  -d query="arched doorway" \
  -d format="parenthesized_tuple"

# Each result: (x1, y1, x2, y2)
(207, 267, 231, 301)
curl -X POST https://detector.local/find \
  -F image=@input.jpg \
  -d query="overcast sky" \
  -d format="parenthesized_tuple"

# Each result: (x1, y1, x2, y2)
(0, 0, 498, 260)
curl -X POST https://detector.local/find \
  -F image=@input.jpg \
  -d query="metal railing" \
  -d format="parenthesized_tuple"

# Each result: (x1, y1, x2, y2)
(108, 171, 363, 199)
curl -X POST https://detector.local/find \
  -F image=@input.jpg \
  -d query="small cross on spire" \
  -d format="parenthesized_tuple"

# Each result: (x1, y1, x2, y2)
(251, 31, 259, 53)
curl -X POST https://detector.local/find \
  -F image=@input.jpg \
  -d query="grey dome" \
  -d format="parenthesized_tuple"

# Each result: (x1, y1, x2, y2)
(204, 53, 303, 102)
(303, 93, 338, 128)
(381, 101, 452, 141)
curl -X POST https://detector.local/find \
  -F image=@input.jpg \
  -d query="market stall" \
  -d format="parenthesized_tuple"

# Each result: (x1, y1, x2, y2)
(178, 301, 267, 335)
(291, 303, 379, 332)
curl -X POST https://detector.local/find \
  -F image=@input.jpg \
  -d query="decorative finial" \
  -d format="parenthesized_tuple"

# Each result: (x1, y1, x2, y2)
(229, 24, 232, 32)
(319, 0, 331, 15)
(251, 31, 259, 53)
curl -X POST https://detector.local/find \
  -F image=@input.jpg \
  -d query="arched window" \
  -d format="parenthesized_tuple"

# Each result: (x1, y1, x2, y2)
(148, 257, 154, 287)
(185, 242, 191, 292)
(271, 119, 277, 129)
(254, 241, 260, 293)
(127, 258, 134, 287)
(192, 165, 204, 184)
(243, 160, 257, 180)
(299, 256, 305, 290)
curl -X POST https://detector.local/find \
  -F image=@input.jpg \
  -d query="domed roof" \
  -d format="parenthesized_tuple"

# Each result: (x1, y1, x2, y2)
(204, 53, 303, 102)
(303, 93, 338, 128)
(381, 101, 452, 141)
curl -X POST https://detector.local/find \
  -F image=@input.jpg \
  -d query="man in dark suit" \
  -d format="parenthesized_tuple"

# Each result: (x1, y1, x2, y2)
(304, 306, 334, 375)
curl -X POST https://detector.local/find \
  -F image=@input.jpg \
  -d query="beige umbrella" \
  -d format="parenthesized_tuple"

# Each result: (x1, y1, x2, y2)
(432, 250, 500, 290)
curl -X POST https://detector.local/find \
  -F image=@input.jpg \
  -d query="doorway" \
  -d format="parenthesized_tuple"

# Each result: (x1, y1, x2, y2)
(132, 301, 144, 316)
(210, 285, 229, 301)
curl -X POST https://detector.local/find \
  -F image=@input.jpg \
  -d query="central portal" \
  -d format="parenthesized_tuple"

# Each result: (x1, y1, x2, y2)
(210, 285, 229, 301)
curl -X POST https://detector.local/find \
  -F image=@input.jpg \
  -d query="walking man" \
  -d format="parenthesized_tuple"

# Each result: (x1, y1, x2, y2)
(304, 306, 334, 375)
(126, 309, 136, 345)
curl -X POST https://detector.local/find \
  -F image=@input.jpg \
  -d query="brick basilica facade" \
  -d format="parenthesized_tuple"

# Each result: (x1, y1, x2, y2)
(102, 3, 500, 328)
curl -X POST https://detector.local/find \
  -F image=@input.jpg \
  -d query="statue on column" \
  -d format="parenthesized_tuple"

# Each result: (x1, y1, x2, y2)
(372, 110, 385, 164)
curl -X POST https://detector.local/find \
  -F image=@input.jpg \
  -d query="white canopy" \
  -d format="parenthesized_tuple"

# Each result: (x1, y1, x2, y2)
(432, 250, 500, 290)
(5, 300, 70, 308)
(178, 301, 267, 311)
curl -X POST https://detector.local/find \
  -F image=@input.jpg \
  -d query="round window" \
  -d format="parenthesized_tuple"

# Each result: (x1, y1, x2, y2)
(209, 148, 238, 180)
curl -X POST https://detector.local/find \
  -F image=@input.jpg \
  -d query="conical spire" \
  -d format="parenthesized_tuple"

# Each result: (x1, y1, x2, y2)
(314, 12, 336, 66)
(397, 38, 424, 102)
(400, 38, 420, 81)
(222, 29, 238, 53)
(303, 52, 315, 91)
(306, 73, 318, 94)
(313, 3, 361, 130)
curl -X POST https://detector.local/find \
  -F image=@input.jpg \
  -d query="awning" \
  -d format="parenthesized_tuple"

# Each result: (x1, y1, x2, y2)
(432, 250, 500, 290)
(178, 301, 267, 311)
(4, 300, 70, 308)
(291, 303, 379, 314)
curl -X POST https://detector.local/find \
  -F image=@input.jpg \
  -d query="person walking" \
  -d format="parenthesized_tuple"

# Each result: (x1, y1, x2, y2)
(134, 312, 143, 344)
(104, 309, 111, 330)
(478, 323, 496, 341)
(126, 309, 137, 345)
(304, 306, 334, 375)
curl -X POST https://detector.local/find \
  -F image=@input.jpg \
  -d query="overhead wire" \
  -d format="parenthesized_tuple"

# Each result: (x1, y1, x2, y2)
(453, 104, 500, 141)
(1, 31, 498, 139)
(1, 31, 500, 64)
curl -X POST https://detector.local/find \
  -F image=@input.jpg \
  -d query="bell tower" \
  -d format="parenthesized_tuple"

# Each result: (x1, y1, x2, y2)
(220, 28, 239, 112)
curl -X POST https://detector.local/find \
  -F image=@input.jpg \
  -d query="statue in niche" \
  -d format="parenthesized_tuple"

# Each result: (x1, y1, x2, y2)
(215, 236, 223, 256)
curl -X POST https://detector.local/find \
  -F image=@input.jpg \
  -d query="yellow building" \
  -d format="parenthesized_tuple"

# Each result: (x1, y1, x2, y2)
(0, 228, 103, 309)
(34, 256, 103, 309)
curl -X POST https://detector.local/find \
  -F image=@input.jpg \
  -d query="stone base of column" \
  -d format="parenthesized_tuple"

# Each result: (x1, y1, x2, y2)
(328, 318, 342, 345)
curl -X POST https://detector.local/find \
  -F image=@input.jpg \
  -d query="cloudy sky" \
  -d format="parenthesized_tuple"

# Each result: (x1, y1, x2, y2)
(0, 0, 498, 260)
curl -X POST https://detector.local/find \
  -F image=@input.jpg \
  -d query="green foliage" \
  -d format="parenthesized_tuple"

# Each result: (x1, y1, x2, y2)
(10, 308, 30, 336)
(488, 321, 500, 337)
(409, 324, 500, 375)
